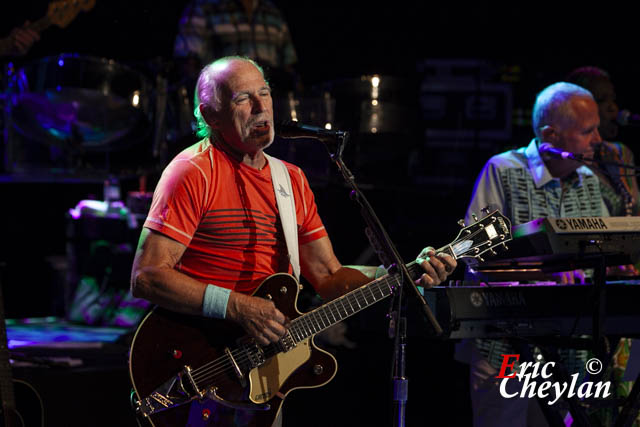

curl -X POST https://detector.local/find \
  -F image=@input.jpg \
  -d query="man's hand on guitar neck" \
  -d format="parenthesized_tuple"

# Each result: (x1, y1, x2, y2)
(415, 246, 457, 288)
(226, 292, 288, 346)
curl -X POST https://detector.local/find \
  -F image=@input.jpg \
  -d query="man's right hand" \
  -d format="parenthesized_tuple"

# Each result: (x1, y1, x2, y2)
(226, 292, 287, 345)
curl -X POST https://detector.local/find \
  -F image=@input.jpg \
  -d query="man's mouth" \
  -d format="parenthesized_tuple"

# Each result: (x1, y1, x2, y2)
(250, 121, 271, 134)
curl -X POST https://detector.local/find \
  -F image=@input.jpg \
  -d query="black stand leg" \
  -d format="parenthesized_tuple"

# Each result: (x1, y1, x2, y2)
(392, 317, 408, 427)
(511, 340, 566, 427)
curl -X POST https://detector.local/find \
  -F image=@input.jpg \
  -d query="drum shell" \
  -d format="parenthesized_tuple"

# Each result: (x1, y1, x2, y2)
(6, 54, 152, 152)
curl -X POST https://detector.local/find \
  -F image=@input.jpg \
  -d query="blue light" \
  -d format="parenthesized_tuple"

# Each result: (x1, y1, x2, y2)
(58, 59, 64, 67)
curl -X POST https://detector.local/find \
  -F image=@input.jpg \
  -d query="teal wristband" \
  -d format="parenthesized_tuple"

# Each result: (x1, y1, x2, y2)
(202, 284, 231, 319)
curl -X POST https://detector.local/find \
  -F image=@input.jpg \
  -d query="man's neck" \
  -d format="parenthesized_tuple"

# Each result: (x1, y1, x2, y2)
(544, 157, 581, 180)
(212, 137, 267, 170)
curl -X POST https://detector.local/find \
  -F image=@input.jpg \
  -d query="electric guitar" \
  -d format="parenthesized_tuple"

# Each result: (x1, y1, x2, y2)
(0, 0, 96, 56)
(128, 210, 512, 427)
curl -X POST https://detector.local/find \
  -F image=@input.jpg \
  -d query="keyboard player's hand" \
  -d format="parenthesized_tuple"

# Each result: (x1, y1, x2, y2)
(552, 270, 586, 284)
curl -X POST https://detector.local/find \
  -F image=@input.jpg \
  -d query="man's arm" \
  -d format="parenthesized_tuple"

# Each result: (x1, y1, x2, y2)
(465, 160, 507, 225)
(131, 228, 287, 345)
(299, 236, 457, 302)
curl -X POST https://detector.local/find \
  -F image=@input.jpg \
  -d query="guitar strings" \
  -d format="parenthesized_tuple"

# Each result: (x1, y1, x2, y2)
(191, 231, 493, 388)
(191, 277, 396, 388)
(189, 233, 496, 388)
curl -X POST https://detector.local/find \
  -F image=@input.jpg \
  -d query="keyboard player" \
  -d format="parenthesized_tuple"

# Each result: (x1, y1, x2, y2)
(459, 81, 636, 427)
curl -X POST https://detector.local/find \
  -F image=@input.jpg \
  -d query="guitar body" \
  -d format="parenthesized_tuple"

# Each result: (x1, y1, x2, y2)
(129, 273, 337, 427)
(129, 211, 513, 427)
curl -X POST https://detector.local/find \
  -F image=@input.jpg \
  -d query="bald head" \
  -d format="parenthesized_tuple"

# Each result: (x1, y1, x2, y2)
(194, 57, 267, 138)
(192, 56, 274, 159)
(532, 82, 595, 138)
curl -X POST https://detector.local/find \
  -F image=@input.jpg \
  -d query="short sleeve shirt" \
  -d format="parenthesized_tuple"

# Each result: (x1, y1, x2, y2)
(144, 139, 327, 293)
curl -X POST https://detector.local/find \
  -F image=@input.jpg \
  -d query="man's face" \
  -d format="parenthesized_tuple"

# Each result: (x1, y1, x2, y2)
(211, 60, 275, 154)
(590, 78, 619, 140)
(553, 96, 601, 159)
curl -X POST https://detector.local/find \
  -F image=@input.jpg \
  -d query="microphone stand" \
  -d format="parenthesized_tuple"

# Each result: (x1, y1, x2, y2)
(322, 132, 442, 427)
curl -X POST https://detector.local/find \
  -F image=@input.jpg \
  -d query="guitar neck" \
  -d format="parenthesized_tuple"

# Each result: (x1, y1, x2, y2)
(26, 16, 52, 33)
(288, 261, 425, 343)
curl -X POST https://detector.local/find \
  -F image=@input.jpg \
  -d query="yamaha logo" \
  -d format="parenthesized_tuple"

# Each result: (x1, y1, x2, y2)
(555, 219, 567, 230)
(470, 291, 483, 308)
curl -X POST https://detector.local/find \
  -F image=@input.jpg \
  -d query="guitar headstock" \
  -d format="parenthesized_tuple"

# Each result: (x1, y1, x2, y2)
(47, 0, 96, 28)
(448, 209, 512, 262)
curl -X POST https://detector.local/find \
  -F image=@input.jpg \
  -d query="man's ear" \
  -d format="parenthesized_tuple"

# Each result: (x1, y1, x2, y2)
(200, 104, 219, 129)
(540, 125, 557, 144)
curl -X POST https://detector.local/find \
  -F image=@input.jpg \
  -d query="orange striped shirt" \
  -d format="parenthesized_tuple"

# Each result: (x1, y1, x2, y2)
(144, 139, 327, 293)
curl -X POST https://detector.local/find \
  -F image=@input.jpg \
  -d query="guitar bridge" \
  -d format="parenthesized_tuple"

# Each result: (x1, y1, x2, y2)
(136, 365, 201, 417)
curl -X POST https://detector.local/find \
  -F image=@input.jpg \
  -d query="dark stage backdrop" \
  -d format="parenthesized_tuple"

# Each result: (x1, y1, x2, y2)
(1, 2, 638, 426)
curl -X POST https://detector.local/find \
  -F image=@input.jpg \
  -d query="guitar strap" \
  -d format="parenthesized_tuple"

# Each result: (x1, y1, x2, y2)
(264, 153, 300, 281)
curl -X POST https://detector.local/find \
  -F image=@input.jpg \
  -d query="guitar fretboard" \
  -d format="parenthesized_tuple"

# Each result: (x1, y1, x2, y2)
(287, 262, 424, 343)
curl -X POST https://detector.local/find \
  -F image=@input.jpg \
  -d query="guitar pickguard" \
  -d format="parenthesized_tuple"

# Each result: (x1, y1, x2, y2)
(249, 338, 312, 403)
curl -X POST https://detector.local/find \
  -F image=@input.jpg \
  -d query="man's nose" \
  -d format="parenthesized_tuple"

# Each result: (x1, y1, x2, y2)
(252, 95, 268, 113)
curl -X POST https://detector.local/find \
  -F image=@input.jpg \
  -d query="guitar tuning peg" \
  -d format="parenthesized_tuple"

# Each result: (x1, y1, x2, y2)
(477, 256, 485, 262)
(490, 249, 497, 256)
(472, 213, 478, 222)
(481, 206, 491, 214)
(457, 219, 466, 227)
(502, 242, 509, 250)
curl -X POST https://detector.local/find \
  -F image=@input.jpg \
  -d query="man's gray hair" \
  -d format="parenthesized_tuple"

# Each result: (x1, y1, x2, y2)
(193, 56, 266, 138)
(531, 82, 594, 138)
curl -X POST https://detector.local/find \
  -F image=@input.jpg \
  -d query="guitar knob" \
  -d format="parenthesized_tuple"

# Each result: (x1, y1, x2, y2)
(313, 364, 324, 375)
(202, 409, 211, 421)
(457, 219, 466, 227)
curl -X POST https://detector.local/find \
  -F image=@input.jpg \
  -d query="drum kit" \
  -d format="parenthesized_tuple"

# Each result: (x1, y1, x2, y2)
(0, 0, 416, 184)
(1, 9, 414, 180)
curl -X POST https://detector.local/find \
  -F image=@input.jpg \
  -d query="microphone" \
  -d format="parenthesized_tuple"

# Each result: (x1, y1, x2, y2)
(538, 142, 584, 161)
(276, 120, 346, 142)
(276, 120, 348, 157)
(617, 109, 640, 127)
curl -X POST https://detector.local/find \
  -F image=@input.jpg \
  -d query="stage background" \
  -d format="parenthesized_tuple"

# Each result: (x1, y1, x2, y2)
(1, 2, 638, 425)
